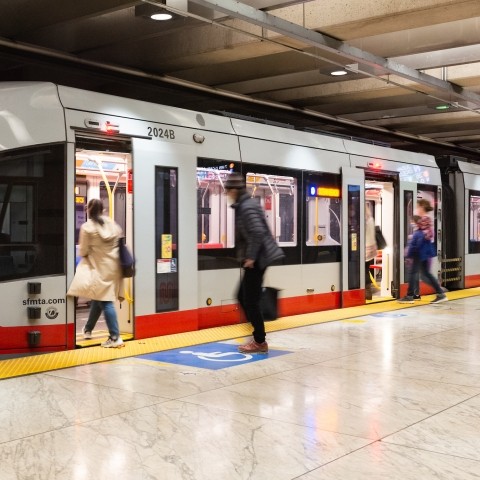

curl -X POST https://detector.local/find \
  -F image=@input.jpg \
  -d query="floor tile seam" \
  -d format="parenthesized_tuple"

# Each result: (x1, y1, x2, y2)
(159, 367, 305, 401)
(393, 325, 477, 346)
(298, 344, 404, 367)
(169, 397, 306, 426)
(169, 371, 480, 421)
(290, 439, 381, 479)
(40, 371, 168, 399)
(60, 402, 176, 431)
(167, 397, 381, 441)
(303, 362, 480, 391)
(378, 439, 480, 464)
(0, 400, 179, 447)
(145, 357, 328, 398)
(306, 346, 389, 365)
(0, 415, 115, 446)
(379, 393, 480, 443)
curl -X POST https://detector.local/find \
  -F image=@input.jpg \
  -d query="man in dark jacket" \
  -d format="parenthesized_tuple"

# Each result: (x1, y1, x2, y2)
(225, 172, 285, 353)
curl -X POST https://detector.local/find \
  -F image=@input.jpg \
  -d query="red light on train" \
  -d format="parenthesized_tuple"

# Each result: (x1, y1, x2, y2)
(368, 161, 382, 169)
(127, 169, 133, 193)
(103, 121, 120, 134)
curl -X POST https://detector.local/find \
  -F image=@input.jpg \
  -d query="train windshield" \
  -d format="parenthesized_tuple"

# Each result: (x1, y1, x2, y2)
(0, 144, 65, 281)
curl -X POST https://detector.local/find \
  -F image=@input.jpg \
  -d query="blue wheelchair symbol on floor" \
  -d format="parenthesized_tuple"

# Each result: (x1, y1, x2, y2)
(179, 350, 254, 362)
(138, 342, 290, 370)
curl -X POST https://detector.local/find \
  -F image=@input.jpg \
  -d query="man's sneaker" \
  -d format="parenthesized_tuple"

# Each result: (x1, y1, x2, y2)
(101, 337, 124, 348)
(238, 340, 268, 353)
(398, 296, 414, 304)
(413, 295, 421, 301)
(82, 327, 92, 340)
(431, 294, 448, 304)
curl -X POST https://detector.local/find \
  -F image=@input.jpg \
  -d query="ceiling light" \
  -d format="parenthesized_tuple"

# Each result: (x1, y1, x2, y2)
(330, 70, 348, 76)
(435, 104, 450, 110)
(150, 12, 173, 20)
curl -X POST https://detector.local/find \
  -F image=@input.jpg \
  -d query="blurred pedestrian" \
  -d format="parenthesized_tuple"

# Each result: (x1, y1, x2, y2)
(67, 198, 125, 347)
(365, 203, 377, 300)
(225, 172, 284, 353)
(399, 200, 447, 304)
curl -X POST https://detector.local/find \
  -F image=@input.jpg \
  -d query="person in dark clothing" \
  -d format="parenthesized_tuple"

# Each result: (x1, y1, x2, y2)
(225, 172, 285, 353)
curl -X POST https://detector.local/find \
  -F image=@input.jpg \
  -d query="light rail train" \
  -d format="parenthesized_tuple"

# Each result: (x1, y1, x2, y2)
(0, 82, 476, 353)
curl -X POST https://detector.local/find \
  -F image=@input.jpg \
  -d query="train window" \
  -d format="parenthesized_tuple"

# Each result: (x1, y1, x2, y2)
(196, 159, 301, 269)
(417, 186, 438, 248)
(468, 191, 480, 254)
(305, 174, 341, 246)
(246, 173, 297, 247)
(303, 171, 342, 264)
(197, 168, 234, 250)
(196, 168, 297, 250)
(0, 144, 65, 281)
(305, 196, 341, 246)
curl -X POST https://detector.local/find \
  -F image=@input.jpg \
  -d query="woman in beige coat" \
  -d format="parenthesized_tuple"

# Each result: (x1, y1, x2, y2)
(68, 199, 124, 348)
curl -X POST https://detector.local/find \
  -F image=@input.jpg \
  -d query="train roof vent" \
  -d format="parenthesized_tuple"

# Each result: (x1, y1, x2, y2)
(209, 110, 294, 129)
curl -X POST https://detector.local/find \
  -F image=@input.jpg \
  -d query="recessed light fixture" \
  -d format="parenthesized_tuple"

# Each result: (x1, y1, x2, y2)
(150, 12, 173, 20)
(435, 104, 450, 110)
(330, 70, 348, 76)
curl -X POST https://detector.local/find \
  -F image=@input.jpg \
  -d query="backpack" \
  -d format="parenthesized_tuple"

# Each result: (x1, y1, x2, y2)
(118, 237, 134, 277)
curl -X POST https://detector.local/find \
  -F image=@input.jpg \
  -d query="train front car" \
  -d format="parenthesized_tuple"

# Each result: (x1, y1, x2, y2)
(0, 83, 69, 353)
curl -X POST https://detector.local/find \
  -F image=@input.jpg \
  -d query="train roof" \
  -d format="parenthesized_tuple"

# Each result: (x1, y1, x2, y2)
(0, 81, 437, 168)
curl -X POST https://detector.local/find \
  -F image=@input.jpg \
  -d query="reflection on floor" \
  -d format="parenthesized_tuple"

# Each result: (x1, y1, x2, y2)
(2, 294, 480, 479)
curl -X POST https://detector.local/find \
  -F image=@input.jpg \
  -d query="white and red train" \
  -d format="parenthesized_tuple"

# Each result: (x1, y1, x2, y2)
(0, 82, 476, 353)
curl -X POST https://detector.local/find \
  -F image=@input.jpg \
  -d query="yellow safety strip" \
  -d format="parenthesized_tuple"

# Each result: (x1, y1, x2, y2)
(0, 288, 478, 380)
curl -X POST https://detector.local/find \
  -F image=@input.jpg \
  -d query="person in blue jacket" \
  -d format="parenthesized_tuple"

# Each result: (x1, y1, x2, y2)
(225, 172, 285, 353)
(398, 213, 447, 304)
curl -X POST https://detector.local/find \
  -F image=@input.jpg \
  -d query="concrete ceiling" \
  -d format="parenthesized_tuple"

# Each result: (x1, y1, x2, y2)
(1, 0, 480, 161)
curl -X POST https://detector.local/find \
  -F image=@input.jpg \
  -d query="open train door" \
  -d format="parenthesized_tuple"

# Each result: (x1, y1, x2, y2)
(365, 172, 400, 301)
(341, 166, 365, 307)
(73, 133, 134, 347)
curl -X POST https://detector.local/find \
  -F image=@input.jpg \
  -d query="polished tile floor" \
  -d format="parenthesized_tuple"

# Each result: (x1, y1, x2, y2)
(2, 297, 480, 479)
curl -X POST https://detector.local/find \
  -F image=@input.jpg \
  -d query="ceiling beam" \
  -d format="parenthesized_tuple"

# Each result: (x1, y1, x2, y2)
(185, 0, 480, 109)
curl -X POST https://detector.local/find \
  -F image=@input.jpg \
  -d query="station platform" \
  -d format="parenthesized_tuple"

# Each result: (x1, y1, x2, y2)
(2, 289, 480, 479)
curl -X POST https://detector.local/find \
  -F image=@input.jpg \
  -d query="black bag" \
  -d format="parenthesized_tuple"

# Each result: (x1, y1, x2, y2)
(375, 226, 387, 250)
(260, 287, 280, 321)
(118, 237, 134, 277)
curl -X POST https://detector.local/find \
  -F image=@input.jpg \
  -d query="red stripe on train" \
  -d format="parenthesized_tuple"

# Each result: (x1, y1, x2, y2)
(1, 290, 373, 353)
(135, 291, 345, 337)
(465, 275, 480, 288)
(0, 323, 75, 353)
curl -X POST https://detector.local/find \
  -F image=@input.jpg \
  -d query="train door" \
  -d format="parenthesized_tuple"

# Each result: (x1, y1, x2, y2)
(398, 181, 443, 297)
(73, 135, 134, 347)
(365, 174, 399, 302)
(414, 184, 443, 293)
(341, 167, 364, 307)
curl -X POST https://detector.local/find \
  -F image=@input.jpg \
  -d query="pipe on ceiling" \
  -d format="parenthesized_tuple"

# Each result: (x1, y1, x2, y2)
(0, 36, 478, 157)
